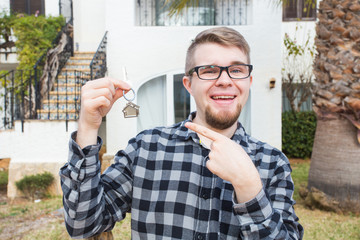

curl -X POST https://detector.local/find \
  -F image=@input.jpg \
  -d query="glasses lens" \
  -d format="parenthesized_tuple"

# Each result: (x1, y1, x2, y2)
(228, 65, 250, 79)
(198, 65, 221, 80)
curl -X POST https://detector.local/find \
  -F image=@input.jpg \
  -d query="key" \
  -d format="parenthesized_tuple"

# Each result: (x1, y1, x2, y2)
(122, 88, 140, 118)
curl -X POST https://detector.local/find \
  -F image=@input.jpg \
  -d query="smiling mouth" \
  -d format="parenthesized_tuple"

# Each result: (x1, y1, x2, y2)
(211, 95, 236, 100)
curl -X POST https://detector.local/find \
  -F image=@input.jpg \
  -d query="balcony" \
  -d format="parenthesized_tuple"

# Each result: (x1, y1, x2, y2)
(136, 0, 251, 26)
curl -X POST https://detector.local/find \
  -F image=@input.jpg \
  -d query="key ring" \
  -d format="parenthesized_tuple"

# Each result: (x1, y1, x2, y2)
(123, 88, 136, 102)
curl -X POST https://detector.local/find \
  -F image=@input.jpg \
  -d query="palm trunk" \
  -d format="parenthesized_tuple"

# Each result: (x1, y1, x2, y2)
(308, 118, 360, 212)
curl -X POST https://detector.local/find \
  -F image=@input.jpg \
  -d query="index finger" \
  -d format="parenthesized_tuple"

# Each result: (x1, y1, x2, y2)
(108, 77, 131, 91)
(184, 122, 225, 141)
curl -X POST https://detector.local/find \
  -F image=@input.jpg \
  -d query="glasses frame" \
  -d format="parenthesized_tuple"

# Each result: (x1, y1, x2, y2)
(188, 64, 253, 80)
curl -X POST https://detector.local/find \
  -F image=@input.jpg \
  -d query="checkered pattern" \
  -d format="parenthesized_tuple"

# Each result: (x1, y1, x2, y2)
(60, 112, 304, 239)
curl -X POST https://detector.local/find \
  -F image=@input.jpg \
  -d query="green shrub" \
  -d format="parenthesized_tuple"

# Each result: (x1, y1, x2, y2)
(0, 12, 65, 90)
(282, 111, 317, 159)
(15, 172, 54, 201)
(11, 14, 65, 70)
(0, 170, 8, 190)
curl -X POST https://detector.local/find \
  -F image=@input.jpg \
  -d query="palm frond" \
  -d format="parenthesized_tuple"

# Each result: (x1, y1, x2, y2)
(164, 0, 199, 17)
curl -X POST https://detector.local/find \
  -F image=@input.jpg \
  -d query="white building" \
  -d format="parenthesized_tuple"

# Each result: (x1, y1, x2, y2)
(0, 0, 317, 198)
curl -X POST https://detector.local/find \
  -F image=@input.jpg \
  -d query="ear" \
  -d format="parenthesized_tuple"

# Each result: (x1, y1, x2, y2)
(250, 75, 253, 86)
(183, 76, 193, 96)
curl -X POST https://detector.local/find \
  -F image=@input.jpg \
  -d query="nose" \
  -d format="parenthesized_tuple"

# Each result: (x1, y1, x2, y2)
(215, 69, 233, 87)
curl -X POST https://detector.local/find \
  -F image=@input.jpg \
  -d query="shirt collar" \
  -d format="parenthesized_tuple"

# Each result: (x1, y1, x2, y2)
(174, 112, 249, 147)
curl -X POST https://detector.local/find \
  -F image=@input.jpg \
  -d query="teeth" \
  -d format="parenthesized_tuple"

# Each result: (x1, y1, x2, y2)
(212, 96, 234, 100)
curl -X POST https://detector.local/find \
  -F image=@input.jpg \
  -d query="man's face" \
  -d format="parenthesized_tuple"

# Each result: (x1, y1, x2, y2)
(183, 43, 252, 130)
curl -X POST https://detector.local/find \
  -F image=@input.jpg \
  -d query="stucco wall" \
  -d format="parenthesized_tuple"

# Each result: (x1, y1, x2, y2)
(73, 0, 106, 52)
(0, 0, 9, 11)
(0, 120, 77, 198)
(45, 0, 60, 17)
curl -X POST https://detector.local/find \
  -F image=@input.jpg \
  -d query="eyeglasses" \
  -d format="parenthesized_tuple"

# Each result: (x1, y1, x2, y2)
(188, 64, 253, 80)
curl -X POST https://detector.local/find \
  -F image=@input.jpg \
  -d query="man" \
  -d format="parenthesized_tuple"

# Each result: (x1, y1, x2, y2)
(60, 27, 304, 239)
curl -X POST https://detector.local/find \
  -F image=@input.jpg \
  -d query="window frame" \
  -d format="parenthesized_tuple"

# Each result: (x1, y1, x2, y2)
(282, 0, 317, 22)
(136, 0, 251, 26)
(10, 0, 45, 15)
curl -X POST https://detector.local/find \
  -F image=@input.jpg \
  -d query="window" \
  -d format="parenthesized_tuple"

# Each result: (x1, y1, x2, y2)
(173, 74, 190, 123)
(136, 0, 251, 26)
(136, 73, 191, 132)
(137, 75, 167, 131)
(283, 0, 316, 21)
(10, 0, 45, 15)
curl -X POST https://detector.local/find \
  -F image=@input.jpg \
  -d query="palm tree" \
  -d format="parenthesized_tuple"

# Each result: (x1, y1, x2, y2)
(166, 0, 360, 212)
(308, 0, 360, 212)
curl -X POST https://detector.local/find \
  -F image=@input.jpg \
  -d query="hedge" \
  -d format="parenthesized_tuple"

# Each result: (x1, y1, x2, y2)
(15, 171, 54, 201)
(282, 111, 317, 159)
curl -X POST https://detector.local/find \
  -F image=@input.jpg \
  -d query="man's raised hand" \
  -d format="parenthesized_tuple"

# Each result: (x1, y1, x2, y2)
(76, 78, 131, 148)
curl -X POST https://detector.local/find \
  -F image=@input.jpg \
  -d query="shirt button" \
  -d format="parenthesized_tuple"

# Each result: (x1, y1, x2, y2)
(73, 184, 78, 191)
(202, 193, 209, 200)
(197, 233, 204, 240)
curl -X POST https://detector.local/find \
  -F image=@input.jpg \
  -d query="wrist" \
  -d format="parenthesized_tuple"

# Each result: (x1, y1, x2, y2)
(232, 175, 262, 203)
(76, 121, 99, 148)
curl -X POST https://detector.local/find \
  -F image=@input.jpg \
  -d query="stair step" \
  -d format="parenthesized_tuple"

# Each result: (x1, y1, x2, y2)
(74, 51, 95, 55)
(43, 99, 78, 104)
(73, 51, 95, 58)
(42, 102, 80, 111)
(48, 92, 80, 101)
(67, 60, 91, 65)
(58, 69, 90, 74)
(64, 64, 90, 70)
(38, 109, 77, 113)
(53, 83, 82, 92)
(37, 109, 78, 120)
(58, 74, 91, 78)
(54, 83, 82, 86)
(58, 70, 90, 78)
(66, 62, 90, 66)
(53, 86, 81, 92)
(56, 76, 89, 84)
(68, 59, 92, 64)
(62, 68, 91, 72)
(70, 56, 93, 60)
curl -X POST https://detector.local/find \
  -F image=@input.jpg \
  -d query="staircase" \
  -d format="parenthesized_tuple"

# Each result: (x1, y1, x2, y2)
(37, 51, 95, 120)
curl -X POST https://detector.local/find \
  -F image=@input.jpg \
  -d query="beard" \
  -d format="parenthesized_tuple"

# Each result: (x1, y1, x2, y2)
(205, 104, 242, 130)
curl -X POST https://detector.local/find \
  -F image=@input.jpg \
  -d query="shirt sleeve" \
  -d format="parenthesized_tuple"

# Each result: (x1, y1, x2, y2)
(59, 131, 136, 239)
(233, 153, 304, 240)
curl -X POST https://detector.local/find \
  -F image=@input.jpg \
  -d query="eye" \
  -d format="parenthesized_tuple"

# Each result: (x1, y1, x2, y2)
(199, 66, 218, 74)
(230, 66, 245, 73)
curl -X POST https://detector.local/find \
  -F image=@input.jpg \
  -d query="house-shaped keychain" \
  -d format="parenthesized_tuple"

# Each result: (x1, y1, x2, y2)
(122, 102, 140, 118)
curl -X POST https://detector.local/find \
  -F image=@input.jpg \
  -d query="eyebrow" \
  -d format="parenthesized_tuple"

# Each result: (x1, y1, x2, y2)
(205, 61, 248, 66)
(230, 61, 247, 65)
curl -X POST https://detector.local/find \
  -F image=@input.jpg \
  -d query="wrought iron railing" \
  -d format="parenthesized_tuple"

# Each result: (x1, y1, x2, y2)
(90, 31, 108, 80)
(136, 0, 250, 26)
(1, 69, 39, 130)
(0, 28, 108, 131)
(0, 69, 89, 131)
(0, 18, 77, 132)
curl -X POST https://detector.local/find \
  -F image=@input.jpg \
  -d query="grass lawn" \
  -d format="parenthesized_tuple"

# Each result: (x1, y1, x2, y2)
(0, 160, 359, 239)
(290, 160, 360, 240)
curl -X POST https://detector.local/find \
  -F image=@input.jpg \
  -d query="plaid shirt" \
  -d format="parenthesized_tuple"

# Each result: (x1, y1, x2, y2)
(60, 113, 303, 239)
